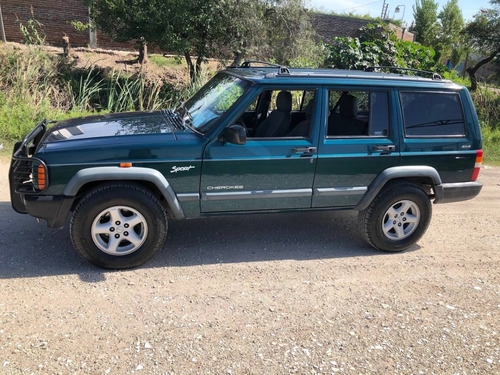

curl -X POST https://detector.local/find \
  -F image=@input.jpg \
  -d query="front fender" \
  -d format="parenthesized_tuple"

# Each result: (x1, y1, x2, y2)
(355, 166, 443, 211)
(63, 166, 185, 219)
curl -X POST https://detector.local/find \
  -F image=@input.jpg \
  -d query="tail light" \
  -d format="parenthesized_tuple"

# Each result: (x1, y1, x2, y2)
(471, 150, 483, 181)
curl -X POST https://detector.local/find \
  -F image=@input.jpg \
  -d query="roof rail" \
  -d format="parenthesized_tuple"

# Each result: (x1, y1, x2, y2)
(365, 66, 442, 80)
(238, 60, 290, 76)
(239, 60, 280, 68)
(278, 66, 290, 75)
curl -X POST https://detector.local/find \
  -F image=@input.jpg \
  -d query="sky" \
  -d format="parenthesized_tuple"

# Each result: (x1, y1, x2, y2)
(308, 0, 493, 26)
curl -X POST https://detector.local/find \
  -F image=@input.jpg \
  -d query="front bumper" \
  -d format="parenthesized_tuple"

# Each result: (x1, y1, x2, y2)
(17, 194, 75, 228)
(434, 181, 483, 204)
(8, 120, 73, 228)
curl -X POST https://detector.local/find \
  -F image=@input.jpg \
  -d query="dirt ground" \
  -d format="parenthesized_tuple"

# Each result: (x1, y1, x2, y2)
(1, 42, 224, 86)
(0, 162, 499, 375)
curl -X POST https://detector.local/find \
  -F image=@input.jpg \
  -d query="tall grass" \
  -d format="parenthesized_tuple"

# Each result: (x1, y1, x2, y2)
(0, 46, 205, 143)
(481, 125, 500, 163)
(471, 88, 500, 130)
(471, 88, 500, 164)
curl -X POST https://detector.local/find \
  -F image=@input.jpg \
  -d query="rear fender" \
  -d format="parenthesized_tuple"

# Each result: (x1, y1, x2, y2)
(355, 166, 443, 211)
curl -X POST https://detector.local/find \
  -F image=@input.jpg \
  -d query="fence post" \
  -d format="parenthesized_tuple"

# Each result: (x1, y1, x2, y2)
(0, 5, 7, 43)
(88, 8, 97, 48)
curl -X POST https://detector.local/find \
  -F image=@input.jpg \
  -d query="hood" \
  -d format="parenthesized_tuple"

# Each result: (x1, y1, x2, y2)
(44, 110, 184, 142)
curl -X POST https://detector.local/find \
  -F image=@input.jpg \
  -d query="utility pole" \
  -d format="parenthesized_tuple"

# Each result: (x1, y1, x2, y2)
(381, 0, 389, 19)
(0, 5, 7, 43)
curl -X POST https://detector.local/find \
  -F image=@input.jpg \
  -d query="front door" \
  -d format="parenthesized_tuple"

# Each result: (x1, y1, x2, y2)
(201, 88, 320, 213)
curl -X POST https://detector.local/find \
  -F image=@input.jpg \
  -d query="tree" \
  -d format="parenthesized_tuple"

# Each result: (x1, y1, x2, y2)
(86, 0, 319, 81)
(86, 0, 229, 76)
(263, 0, 319, 66)
(85, 0, 154, 64)
(220, 0, 321, 68)
(437, 0, 465, 66)
(153, 0, 229, 80)
(411, 0, 439, 48)
(464, 0, 500, 90)
(222, 0, 268, 67)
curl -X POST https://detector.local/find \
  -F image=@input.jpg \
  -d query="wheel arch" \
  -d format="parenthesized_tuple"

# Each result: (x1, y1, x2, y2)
(64, 167, 185, 219)
(355, 166, 443, 211)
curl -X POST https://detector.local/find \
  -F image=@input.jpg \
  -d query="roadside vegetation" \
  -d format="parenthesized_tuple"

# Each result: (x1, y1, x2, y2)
(1, 39, 499, 163)
(0, 44, 207, 156)
(1, 0, 499, 163)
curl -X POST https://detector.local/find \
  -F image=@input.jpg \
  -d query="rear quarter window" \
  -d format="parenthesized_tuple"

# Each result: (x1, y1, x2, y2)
(400, 92, 466, 137)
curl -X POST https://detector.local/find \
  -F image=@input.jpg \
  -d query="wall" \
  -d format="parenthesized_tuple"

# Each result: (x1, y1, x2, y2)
(312, 13, 415, 44)
(1, 0, 133, 49)
(1, 3, 415, 51)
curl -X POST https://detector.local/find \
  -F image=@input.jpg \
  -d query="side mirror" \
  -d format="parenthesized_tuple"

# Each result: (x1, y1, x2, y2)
(222, 124, 247, 145)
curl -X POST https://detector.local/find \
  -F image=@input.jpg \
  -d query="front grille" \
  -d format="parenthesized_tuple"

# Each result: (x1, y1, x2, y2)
(10, 120, 48, 194)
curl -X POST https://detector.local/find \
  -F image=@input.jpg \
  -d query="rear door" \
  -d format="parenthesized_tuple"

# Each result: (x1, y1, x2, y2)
(398, 90, 476, 182)
(312, 87, 400, 208)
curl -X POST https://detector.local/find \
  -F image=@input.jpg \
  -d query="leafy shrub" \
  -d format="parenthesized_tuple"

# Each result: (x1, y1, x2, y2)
(17, 9, 46, 45)
(324, 23, 438, 72)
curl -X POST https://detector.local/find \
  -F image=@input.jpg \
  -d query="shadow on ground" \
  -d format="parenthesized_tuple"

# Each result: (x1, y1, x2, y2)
(0, 201, 407, 280)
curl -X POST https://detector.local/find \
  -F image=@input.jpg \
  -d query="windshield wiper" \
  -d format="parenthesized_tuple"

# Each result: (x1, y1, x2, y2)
(406, 119, 464, 129)
(175, 102, 204, 136)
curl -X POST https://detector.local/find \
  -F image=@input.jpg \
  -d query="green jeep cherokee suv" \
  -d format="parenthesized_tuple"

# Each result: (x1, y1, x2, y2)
(9, 63, 483, 269)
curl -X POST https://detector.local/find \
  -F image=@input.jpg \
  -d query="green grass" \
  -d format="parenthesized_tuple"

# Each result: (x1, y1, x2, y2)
(442, 70, 471, 87)
(149, 55, 184, 68)
(481, 124, 500, 165)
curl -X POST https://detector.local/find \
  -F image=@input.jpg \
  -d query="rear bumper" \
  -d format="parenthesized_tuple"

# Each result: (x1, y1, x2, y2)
(434, 181, 483, 204)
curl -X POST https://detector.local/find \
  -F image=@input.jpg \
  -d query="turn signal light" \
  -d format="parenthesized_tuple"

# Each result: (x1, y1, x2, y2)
(471, 150, 483, 181)
(120, 162, 132, 168)
(37, 164, 46, 190)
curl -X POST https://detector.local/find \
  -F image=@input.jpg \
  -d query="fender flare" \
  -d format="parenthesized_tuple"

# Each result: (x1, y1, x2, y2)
(63, 166, 185, 219)
(355, 166, 443, 211)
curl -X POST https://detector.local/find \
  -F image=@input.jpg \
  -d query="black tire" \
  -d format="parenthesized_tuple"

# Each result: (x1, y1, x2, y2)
(70, 183, 168, 269)
(359, 181, 432, 252)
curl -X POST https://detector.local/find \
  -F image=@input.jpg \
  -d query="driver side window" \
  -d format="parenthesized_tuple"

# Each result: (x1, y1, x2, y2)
(236, 89, 316, 139)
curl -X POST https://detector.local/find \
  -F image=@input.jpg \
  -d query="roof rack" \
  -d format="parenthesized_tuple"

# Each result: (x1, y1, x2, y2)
(238, 60, 290, 76)
(365, 66, 442, 80)
(240, 60, 280, 68)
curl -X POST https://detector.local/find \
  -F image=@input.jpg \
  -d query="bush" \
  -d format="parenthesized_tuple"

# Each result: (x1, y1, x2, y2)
(324, 23, 439, 72)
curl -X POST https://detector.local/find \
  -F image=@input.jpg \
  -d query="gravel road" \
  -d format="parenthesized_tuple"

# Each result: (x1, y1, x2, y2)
(0, 162, 499, 374)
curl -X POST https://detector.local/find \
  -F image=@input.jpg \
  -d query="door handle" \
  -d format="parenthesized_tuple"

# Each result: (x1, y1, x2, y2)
(372, 145, 395, 153)
(292, 147, 317, 154)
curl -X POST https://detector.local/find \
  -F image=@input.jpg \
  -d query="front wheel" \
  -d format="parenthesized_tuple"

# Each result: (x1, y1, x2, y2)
(359, 182, 432, 252)
(70, 184, 168, 269)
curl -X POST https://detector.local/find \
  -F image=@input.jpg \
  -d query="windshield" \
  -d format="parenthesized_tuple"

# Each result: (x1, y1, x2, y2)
(181, 73, 251, 132)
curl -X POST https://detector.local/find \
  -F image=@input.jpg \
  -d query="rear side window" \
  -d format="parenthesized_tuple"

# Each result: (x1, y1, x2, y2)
(327, 90, 390, 137)
(400, 92, 466, 137)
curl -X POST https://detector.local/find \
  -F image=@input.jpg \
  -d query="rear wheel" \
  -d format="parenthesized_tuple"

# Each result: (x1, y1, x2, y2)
(359, 182, 432, 252)
(70, 184, 167, 269)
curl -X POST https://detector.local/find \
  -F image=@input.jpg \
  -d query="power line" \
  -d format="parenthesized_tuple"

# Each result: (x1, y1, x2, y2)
(334, 0, 383, 13)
